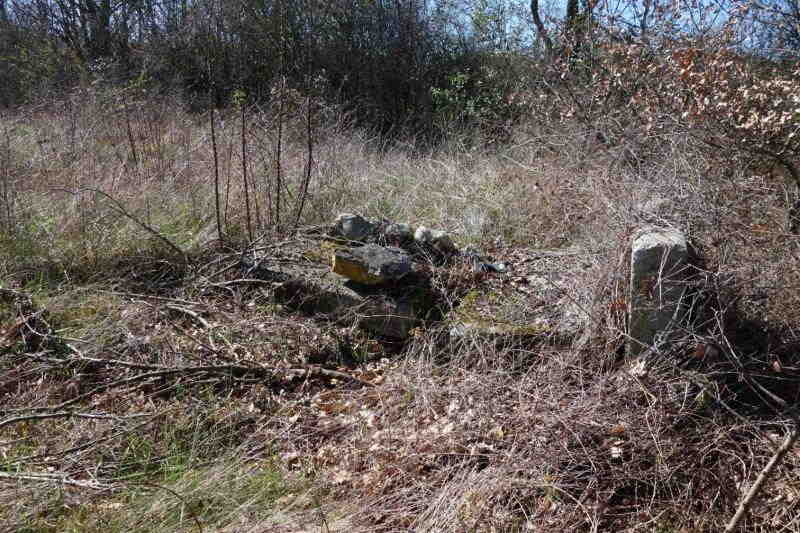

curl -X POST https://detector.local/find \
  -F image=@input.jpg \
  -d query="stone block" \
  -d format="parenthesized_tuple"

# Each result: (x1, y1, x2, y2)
(333, 213, 376, 242)
(628, 226, 691, 356)
(332, 244, 411, 285)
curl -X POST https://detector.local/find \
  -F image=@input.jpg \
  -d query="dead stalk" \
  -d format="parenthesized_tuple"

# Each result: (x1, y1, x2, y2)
(78, 187, 185, 260)
(210, 107, 224, 244)
(241, 99, 254, 242)
(275, 0, 286, 232)
(293, 2, 315, 234)
(0, 116, 11, 231)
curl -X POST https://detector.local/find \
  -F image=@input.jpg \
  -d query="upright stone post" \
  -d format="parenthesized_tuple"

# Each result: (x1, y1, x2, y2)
(628, 226, 691, 356)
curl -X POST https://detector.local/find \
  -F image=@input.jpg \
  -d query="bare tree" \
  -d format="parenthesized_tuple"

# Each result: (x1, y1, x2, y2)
(530, 0, 595, 57)
(743, 0, 800, 57)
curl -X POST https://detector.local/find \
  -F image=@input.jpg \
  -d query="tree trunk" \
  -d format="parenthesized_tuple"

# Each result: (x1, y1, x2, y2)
(530, 0, 553, 53)
(85, 0, 113, 59)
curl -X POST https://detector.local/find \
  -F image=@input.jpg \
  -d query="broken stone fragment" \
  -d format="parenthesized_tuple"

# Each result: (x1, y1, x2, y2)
(359, 295, 417, 339)
(383, 222, 414, 244)
(414, 226, 457, 254)
(333, 213, 376, 242)
(274, 271, 418, 338)
(275, 274, 418, 338)
(241, 257, 422, 339)
(461, 248, 507, 273)
(332, 244, 412, 285)
(414, 226, 432, 243)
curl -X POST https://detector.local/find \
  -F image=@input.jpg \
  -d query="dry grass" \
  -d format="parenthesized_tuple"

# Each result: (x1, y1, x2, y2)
(1, 86, 799, 532)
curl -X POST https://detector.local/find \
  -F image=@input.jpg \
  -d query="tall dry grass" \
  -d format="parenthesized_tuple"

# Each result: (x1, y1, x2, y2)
(0, 85, 588, 280)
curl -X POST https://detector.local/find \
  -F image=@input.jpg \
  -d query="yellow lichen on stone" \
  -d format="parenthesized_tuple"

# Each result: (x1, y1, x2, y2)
(331, 253, 383, 284)
(302, 240, 343, 265)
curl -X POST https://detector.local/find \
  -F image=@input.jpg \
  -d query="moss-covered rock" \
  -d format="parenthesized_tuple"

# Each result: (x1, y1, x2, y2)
(446, 248, 592, 346)
(449, 288, 556, 343)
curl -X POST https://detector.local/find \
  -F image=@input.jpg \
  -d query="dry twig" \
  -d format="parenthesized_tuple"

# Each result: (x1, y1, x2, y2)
(724, 423, 799, 532)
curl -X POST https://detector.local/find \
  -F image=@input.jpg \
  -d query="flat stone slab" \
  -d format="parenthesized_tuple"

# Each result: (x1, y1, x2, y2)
(274, 274, 419, 338)
(332, 245, 411, 285)
(447, 247, 593, 345)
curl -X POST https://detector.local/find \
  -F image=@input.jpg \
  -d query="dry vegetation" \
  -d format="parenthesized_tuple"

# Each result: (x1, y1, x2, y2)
(2, 45, 800, 533)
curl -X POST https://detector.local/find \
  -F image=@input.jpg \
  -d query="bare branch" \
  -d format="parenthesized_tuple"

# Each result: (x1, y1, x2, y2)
(0, 471, 112, 490)
(73, 187, 186, 259)
(725, 425, 800, 532)
(0, 410, 146, 431)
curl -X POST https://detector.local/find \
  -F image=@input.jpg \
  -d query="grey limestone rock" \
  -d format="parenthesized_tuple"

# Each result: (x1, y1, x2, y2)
(382, 222, 414, 245)
(333, 213, 376, 242)
(628, 225, 692, 357)
(414, 226, 457, 254)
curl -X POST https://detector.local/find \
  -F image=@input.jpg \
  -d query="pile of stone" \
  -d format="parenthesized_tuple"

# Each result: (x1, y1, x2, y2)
(329, 213, 459, 285)
(244, 212, 701, 358)
(330, 213, 504, 282)
(334, 211, 456, 250)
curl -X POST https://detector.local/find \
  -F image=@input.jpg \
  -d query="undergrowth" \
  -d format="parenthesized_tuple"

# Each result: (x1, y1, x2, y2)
(1, 84, 799, 532)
